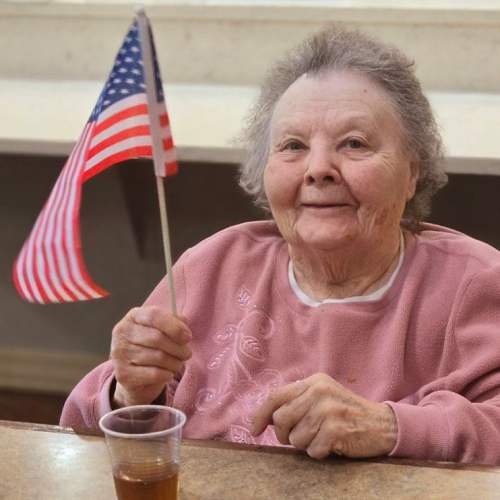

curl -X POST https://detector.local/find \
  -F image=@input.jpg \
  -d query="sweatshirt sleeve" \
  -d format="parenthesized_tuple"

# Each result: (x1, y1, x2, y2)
(386, 266, 500, 464)
(59, 361, 115, 433)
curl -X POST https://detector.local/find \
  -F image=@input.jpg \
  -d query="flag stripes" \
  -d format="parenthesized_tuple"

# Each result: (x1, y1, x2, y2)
(13, 16, 177, 304)
(13, 124, 105, 303)
(83, 94, 176, 181)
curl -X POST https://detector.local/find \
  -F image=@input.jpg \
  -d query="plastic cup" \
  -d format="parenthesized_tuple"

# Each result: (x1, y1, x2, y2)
(99, 405, 186, 500)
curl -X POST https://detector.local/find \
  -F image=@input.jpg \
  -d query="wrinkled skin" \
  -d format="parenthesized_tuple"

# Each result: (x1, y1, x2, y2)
(263, 70, 417, 300)
(111, 306, 192, 408)
(252, 373, 397, 459)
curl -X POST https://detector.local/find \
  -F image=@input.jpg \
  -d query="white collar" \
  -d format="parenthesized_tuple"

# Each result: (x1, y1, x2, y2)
(288, 232, 405, 307)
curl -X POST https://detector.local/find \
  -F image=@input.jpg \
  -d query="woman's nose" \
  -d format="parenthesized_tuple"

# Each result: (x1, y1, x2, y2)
(304, 149, 342, 186)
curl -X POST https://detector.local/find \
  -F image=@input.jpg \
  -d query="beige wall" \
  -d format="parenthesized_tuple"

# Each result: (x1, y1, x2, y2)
(2, 2, 500, 92)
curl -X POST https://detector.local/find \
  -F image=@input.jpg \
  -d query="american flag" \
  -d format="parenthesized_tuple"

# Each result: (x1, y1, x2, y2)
(13, 16, 177, 304)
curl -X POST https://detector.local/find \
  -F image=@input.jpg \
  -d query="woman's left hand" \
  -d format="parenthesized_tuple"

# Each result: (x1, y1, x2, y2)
(251, 373, 398, 459)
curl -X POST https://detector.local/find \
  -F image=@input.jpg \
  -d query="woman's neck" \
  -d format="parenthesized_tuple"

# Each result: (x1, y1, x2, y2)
(289, 232, 403, 301)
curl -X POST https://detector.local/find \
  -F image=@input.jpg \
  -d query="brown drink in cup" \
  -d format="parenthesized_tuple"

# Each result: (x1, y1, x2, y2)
(113, 466, 179, 500)
(99, 405, 186, 500)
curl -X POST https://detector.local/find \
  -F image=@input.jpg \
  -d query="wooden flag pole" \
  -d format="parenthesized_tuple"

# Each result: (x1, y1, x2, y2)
(136, 8, 177, 315)
(155, 177, 177, 315)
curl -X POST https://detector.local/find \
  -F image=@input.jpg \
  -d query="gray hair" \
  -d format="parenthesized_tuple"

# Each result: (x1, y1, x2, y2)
(238, 26, 448, 232)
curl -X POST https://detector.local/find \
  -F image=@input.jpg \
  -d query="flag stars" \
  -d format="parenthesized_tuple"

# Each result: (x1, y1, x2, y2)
(94, 22, 155, 108)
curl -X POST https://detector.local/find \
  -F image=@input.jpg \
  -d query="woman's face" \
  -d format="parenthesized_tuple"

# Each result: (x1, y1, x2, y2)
(264, 70, 418, 253)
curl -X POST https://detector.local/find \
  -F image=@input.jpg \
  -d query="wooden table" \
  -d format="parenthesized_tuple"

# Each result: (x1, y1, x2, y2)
(1, 420, 500, 499)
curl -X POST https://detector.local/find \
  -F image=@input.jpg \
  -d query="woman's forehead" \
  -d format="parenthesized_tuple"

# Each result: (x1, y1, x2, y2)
(271, 70, 401, 133)
(271, 110, 377, 138)
(282, 70, 391, 103)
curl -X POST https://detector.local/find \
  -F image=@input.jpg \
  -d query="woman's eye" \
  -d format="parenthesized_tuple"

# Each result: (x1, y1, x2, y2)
(345, 138, 365, 149)
(282, 140, 304, 151)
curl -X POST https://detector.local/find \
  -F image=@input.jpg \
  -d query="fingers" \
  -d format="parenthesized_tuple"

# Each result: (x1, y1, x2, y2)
(287, 400, 324, 449)
(306, 420, 338, 460)
(110, 306, 193, 407)
(274, 387, 349, 454)
(124, 343, 186, 373)
(112, 306, 192, 367)
(130, 306, 192, 345)
(114, 364, 175, 392)
(121, 323, 192, 362)
(255, 372, 393, 460)
(251, 380, 307, 437)
(273, 388, 317, 445)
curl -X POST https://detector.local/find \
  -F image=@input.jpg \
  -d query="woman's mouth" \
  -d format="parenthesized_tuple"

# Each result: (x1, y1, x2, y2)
(302, 203, 351, 209)
(301, 203, 353, 216)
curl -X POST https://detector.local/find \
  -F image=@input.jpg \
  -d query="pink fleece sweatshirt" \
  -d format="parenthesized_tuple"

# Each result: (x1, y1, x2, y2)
(61, 221, 500, 464)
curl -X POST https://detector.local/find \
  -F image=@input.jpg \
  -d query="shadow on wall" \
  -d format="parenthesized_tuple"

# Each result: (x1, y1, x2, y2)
(0, 154, 499, 358)
(0, 155, 263, 357)
(430, 174, 500, 248)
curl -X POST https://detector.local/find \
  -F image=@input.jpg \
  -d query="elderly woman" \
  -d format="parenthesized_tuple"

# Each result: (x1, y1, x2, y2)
(61, 27, 500, 465)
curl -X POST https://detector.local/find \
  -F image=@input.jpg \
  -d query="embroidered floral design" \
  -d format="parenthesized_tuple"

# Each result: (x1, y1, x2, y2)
(228, 424, 279, 446)
(239, 309, 274, 340)
(239, 336, 265, 361)
(214, 324, 237, 345)
(194, 388, 218, 412)
(235, 369, 283, 425)
(229, 425, 256, 444)
(207, 346, 231, 370)
(236, 286, 252, 307)
(210, 310, 274, 370)
(194, 302, 281, 440)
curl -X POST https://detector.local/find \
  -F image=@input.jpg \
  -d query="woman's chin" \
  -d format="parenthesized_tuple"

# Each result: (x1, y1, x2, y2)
(294, 230, 358, 252)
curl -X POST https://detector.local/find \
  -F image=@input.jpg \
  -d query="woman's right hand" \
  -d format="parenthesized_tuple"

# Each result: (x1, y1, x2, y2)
(110, 305, 192, 408)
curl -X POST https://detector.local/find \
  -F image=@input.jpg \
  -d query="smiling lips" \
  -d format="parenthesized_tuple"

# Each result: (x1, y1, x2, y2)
(301, 202, 352, 209)
(299, 202, 355, 217)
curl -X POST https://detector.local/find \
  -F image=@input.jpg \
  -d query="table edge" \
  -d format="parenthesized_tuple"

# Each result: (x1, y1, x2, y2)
(1, 420, 498, 474)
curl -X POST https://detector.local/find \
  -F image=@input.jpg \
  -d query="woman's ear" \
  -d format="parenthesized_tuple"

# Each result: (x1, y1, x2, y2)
(406, 161, 419, 201)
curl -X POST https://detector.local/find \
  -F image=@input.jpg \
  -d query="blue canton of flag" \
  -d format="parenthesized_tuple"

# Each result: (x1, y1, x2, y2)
(91, 21, 165, 119)
(83, 19, 176, 180)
